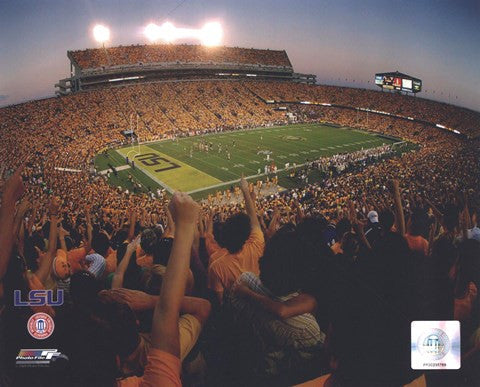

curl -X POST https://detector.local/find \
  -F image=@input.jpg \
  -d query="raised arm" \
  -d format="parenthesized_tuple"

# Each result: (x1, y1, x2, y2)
(265, 208, 280, 240)
(239, 177, 260, 230)
(26, 203, 37, 237)
(127, 209, 136, 242)
(150, 192, 199, 356)
(13, 199, 31, 245)
(58, 225, 69, 254)
(111, 236, 139, 289)
(35, 196, 60, 284)
(461, 192, 471, 241)
(390, 179, 406, 235)
(163, 205, 175, 238)
(0, 165, 25, 282)
(349, 201, 371, 250)
(84, 206, 93, 253)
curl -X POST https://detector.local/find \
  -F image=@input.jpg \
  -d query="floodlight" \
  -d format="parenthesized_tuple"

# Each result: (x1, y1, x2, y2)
(144, 23, 160, 42)
(159, 22, 177, 43)
(201, 22, 222, 46)
(93, 24, 110, 44)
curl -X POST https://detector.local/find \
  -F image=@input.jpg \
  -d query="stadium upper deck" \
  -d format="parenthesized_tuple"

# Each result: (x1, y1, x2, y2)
(70, 44, 293, 70)
(57, 44, 315, 94)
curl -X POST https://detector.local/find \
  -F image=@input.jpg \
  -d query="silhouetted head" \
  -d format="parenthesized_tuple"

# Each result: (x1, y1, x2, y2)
(222, 213, 251, 254)
(70, 271, 100, 308)
(379, 210, 395, 232)
(91, 232, 110, 257)
(259, 231, 300, 296)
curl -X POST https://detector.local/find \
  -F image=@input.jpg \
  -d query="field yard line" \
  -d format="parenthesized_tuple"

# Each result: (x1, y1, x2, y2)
(135, 124, 314, 148)
(150, 143, 243, 179)
(98, 165, 131, 175)
(115, 148, 176, 194)
(187, 141, 392, 195)
(186, 160, 305, 194)
(166, 133, 273, 175)
(229, 132, 316, 164)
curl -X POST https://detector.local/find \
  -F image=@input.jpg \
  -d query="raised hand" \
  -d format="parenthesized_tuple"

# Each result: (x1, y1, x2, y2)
(168, 192, 199, 226)
(2, 163, 26, 205)
(16, 199, 31, 218)
(266, 208, 280, 240)
(49, 196, 61, 217)
(58, 224, 70, 238)
(239, 176, 249, 192)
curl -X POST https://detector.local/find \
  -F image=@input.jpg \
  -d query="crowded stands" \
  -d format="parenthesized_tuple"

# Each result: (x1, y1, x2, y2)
(70, 45, 292, 70)
(247, 81, 480, 138)
(1, 77, 480, 386)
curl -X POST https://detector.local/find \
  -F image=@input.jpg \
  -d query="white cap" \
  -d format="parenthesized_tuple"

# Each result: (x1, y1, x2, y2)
(467, 227, 480, 242)
(367, 210, 379, 223)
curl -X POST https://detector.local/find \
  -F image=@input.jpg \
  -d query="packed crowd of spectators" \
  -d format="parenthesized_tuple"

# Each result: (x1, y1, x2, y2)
(247, 81, 480, 137)
(70, 44, 292, 70)
(312, 144, 394, 174)
(0, 79, 479, 386)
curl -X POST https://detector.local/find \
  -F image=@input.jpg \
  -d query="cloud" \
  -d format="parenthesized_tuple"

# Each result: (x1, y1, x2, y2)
(0, 95, 8, 102)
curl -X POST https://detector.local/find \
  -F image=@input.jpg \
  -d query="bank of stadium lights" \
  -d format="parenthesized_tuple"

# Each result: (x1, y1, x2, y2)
(143, 21, 223, 46)
(144, 23, 161, 42)
(93, 24, 110, 44)
(200, 22, 223, 46)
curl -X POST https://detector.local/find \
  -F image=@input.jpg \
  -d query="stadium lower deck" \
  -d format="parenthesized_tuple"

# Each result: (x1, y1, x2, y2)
(94, 123, 400, 197)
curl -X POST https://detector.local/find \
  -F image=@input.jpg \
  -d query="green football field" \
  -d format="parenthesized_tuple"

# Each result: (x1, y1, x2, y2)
(94, 123, 401, 199)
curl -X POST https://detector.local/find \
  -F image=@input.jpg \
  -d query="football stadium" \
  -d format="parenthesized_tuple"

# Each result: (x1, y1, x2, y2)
(1, 1, 480, 387)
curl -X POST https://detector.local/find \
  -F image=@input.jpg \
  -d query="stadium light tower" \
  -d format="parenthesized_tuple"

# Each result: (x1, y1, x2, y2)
(142, 21, 223, 46)
(201, 22, 223, 47)
(159, 22, 177, 43)
(93, 24, 110, 45)
(144, 23, 161, 42)
(92, 24, 111, 66)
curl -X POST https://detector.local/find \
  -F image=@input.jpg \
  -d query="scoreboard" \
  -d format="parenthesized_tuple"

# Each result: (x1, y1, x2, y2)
(375, 71, 421, 93)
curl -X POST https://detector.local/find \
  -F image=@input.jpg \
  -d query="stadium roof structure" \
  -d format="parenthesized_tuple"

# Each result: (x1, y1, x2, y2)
(55, 44, 315, 95)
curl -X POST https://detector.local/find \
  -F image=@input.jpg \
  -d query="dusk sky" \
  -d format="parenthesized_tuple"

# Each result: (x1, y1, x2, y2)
(0, 0, 479, 111)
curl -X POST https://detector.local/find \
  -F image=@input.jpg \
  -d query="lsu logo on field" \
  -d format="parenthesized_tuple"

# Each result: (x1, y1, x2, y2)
(14, 289, 64, 307)
(135, 153, 181, 172)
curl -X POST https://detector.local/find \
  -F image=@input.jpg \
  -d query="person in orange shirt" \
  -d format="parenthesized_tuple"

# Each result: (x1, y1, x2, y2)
(141, 192, 200, 387)
(404, 209, 429, 256)
(205, 177, 265, 304)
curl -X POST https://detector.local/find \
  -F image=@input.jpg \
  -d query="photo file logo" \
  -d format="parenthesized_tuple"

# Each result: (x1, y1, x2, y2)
(16, 349, 68, 368)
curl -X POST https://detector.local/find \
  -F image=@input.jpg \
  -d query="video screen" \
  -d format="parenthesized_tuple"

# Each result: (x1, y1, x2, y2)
(402, 78, 412, 89)
(383, 76, 394, 86)
(375, 74, 420, 92)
